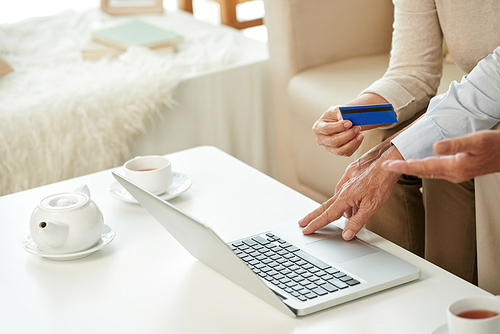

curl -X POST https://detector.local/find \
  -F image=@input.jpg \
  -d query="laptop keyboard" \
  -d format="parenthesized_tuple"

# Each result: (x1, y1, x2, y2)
(228, 233, 360, 302)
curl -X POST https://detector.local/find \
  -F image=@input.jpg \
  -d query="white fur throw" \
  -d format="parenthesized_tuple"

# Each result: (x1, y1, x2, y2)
(0, 10, 237, 196)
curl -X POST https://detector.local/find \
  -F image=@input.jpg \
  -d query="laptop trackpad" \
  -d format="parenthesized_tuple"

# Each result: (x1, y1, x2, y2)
(306, 234, 377, 263)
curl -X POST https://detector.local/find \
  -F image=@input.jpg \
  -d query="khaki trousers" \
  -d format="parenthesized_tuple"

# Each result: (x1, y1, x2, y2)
(365, 176, 477, 285)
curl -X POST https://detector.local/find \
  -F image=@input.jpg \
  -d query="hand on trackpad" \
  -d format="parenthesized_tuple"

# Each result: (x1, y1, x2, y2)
(306, 234, 377, 263)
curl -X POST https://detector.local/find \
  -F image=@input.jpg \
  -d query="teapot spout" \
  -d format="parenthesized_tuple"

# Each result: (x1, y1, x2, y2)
(37, 221, 69, 249)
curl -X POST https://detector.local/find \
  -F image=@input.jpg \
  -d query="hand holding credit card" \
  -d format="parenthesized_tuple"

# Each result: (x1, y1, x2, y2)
(339, 104, 397, 126)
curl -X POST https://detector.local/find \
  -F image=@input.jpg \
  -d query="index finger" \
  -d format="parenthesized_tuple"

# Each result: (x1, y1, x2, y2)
(301, 199, 350, 234)
(314, 119, 352, 136)
(298, 197, 335, 227)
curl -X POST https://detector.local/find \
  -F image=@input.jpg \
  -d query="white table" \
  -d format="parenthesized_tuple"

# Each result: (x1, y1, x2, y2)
(0, 146, 491, 333)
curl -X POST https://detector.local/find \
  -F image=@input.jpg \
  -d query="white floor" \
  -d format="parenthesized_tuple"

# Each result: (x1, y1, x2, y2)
(0, 0, 267, 43)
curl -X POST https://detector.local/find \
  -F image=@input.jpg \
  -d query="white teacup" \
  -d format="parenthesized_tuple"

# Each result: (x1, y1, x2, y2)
(447, 296, 500, 334)
(123, 155, 172, 195)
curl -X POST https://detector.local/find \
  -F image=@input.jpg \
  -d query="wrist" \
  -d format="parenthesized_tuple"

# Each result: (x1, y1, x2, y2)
(378, 145, 404, 181)
(385, 144, 404, 161)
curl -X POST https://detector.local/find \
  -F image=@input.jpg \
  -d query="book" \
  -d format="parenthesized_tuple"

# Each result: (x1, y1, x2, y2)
(81, 39, 175, 60)
(82, 40, 125, 60)
(0, 57, 13, 77)
(91, 20, 183, 51)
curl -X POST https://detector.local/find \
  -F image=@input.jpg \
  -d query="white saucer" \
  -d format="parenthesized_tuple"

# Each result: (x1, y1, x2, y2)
(109, 172, 192, 203)
(432, 324, 448, 334)
(23, 225, 115, 261)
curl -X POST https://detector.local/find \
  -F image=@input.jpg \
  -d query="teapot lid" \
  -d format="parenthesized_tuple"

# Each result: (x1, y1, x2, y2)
(40, 192, 89, 211)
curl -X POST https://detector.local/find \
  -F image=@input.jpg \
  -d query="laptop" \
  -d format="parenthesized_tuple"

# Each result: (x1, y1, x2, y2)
(112, 172, 420, 317)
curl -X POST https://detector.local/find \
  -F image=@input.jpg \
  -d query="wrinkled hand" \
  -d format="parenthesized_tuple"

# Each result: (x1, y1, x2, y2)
(333, 140, 392, 218)
(382, 130, 500, 183)
(312, 106, 364, 157)
(298, 144, 403, 240)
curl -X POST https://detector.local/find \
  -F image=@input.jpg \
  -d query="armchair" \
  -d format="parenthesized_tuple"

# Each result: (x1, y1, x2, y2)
(263, 0, 465, 202)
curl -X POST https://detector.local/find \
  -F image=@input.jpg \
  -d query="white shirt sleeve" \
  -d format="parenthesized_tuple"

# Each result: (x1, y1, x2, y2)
(392, 46, 500, 160)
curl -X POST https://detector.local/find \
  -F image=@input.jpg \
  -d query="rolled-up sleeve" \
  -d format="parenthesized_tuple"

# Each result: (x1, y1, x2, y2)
(360, 0, 444, 126)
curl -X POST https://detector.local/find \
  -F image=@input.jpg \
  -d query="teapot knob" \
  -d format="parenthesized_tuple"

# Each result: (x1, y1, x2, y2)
(73, 184, 90, 198)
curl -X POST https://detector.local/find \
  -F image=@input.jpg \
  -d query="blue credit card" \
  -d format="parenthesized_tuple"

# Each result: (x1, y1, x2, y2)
(339, 104, 397, 126)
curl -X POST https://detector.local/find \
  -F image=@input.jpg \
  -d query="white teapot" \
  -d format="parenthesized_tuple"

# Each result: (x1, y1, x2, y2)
(30, 184, 104, 254)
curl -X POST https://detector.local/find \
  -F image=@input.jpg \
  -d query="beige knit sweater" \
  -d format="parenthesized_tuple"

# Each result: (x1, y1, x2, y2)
(363, 0, 500, 124)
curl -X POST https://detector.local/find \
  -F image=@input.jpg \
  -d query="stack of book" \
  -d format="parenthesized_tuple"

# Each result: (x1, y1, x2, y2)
(82, 20, 183, 60)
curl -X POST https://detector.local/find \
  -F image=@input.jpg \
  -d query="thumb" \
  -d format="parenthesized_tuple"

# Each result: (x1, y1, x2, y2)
(322, 106, 344, 121)
(434, 135, 474, 156)
(341, 207, 371, 241)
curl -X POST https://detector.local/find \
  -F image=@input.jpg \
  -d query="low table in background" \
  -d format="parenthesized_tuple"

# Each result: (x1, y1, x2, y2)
(129, 10, 276, 177)
(0, 146, 491, 333)
(0, 9, 274, 198)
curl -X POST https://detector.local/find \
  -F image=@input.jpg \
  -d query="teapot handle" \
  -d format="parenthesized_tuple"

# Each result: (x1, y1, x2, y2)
(73, 184, 90, 197)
